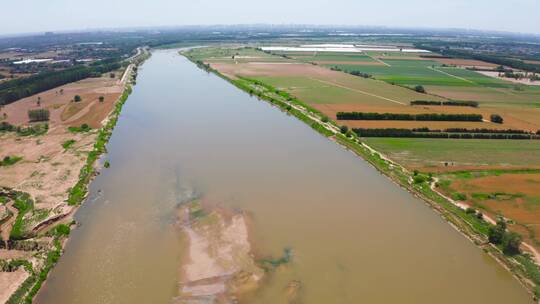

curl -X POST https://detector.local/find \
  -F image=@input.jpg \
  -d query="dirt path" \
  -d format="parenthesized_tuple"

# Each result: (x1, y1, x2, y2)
(368, 55, 391, 67)
(308, 77, 406, 105)
(429, 66, 474, 84)
(430, 66, 525, 99)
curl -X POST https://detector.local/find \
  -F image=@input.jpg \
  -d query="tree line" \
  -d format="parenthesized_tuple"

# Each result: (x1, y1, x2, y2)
(410, 100, 479, 108)
(412, 127, 531, 134)
(353, 128, 540, 139)
(336, 112, 483, 122)
(417, 44, 540, 74)
(0, 61, 121, 106)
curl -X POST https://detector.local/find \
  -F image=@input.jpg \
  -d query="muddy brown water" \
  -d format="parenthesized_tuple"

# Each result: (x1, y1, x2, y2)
(36, 50, 533, 304)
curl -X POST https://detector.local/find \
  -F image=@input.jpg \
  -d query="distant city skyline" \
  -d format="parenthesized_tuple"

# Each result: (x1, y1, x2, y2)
(3, 0, 540, 35)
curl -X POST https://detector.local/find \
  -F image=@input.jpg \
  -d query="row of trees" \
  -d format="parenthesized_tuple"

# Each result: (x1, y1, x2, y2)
(353, 128, 540, 140)
(417, 44, 540, 74)
(329, 66, 373, 79)
(336, 112, 483, 122)
(27, 109, 50, 122)
(411, 127, 530, 134)
(0, 121, 48, 136)
(410, 100, 479, 108)
(0, 61, 121, 106)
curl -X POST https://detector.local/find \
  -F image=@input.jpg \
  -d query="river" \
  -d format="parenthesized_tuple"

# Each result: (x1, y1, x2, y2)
(36, 50, 533, 303)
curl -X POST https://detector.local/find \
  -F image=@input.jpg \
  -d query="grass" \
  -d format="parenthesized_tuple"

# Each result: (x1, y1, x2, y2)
(68, 124, 91, 133)
(363, 137, 540, 168)
(61, 139, 76, 150)
(0, 155, 22, 166)
(10, 192, 34, 240)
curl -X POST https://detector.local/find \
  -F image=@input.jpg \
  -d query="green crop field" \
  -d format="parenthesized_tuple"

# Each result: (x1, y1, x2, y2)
(251, 72, 441, 106)
(363, 137, 540, 169)
(327, 59, 476, 86)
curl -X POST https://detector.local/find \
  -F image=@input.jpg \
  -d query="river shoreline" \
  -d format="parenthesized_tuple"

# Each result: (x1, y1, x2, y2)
(0, 49, 150, 303)
(182, 50, 540, 301)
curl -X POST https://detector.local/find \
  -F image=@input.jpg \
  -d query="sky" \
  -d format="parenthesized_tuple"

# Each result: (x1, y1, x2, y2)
(3, 0, 540, 35)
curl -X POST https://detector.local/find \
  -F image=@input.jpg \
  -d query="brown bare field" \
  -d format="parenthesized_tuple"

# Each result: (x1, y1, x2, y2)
(211, 62, 332, 78)
(314, 61, 384, 66)
(0, 269, 29, 303)
(1, 73, 122, 128)
(443, 173, 540, 251)
(0, 67, 127, 214)
(524, 60, 540, 65)
(432, 58, 498, 68)
(0, 51, 24, 60)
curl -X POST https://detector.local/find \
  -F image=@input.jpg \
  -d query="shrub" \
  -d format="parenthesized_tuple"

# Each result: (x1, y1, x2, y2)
(413, 175, 427, 184)
(414, 85, 426, 93)
(74, 95, 82, 102)
(68, 123, 91, 133)
(98, 96, 105, 103)
(104, 160, 110, 168)
(452, 192, 467, 201)
(27, 109, 50, 122)
(490, 114, 504, 124)
(340, 125, 349, 134)
(465, 207, 476, 214)
(53, 224, 71, 237)
(321, 116, 329, 123)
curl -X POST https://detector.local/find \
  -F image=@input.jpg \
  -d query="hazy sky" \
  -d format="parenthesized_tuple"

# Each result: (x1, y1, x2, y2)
(3, 0, 540, 35)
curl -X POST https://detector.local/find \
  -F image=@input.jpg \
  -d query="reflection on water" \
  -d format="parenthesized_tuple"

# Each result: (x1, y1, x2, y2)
(36, 50, 533, 304)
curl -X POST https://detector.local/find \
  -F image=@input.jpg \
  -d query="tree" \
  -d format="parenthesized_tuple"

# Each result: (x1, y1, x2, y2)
(490, 114, 503, 124)
(37, 96, 41, 107)
(502, 232, 522, 255)
(414, 85, 426, 93)
(340, 125, 349, 134)
(99, 96, 105, 103)
(74, 95, 82, 102)
(321, 116, 329, 123)
(488, 218, 506, 244)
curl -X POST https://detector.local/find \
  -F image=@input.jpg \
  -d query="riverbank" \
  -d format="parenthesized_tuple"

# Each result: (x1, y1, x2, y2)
(182, 49, 540, 301)
(0, 48, 150, 303)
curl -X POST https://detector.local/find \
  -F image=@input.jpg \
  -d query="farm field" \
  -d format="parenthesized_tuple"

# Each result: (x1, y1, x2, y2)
(202, 47, 540, 132)
(437, 170, 540, 252)
(363, 137, 540, 171)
